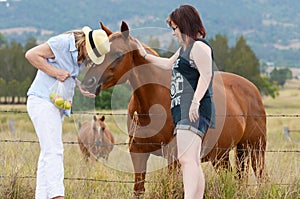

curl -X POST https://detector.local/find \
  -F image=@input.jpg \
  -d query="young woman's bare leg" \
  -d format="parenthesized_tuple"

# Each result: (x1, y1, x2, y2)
(176, 129, 204, 199)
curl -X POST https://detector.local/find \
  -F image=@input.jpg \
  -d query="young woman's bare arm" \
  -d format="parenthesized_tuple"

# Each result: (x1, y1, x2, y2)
(143, 49, 180, 70)
(191, 41, 213, 103)
(188, 41, 213, 122)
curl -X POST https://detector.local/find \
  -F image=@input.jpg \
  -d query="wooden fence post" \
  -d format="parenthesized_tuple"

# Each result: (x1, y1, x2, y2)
(283, 126, 291, 141)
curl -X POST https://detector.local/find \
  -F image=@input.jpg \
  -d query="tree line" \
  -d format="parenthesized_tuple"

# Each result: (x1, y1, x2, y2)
(0, 33, 292, 108)
(153, 34, 293, 99)
(0, 35, 37, 104)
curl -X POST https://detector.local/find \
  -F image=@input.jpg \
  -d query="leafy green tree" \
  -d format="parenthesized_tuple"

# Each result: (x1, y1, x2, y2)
(209, 34, 230, 71)
(0, 33, 7, 47)
(270, 67, 293, 86)
(257, 76, 279, 98)
(24, 37, 37, 51)
(19, 77, 33, 103)
(209, 35, 278, 98)
(72, 91, 94, 111)
(7, 79, 19, 104)
(95, 88, 113, 110)
(72, 84, 131, 111)
(0, 78, 7, 103)
(95, 85, 132, 110)
(227, 36, 261, 83)
(0, 37, 38, 103)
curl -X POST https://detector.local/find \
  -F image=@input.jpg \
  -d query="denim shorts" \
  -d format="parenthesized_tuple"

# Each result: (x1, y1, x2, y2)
(174, 115, 210, 138)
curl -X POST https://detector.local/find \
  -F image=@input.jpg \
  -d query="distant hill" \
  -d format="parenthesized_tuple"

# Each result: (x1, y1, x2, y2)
(0, 0, 299, 67)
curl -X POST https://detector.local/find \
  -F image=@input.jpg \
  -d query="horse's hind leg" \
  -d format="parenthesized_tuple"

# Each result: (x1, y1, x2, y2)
(211, 149, 232, 174)
(236, 143, 250, 179)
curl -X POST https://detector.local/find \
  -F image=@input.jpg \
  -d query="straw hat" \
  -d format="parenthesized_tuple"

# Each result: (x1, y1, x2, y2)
(82, 26, 110, 64)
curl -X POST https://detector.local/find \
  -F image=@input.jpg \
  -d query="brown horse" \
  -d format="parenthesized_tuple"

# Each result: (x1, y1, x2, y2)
(78, 115, 115, 161)
(81, 21, 267, 197)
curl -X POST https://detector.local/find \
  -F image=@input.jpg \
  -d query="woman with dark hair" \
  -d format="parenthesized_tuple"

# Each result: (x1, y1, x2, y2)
(137, 4, 215, 198)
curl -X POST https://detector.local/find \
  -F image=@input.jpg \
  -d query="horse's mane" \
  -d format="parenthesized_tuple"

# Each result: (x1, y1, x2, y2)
(143, 44, 159, 56)
(108, 31, 159, 57)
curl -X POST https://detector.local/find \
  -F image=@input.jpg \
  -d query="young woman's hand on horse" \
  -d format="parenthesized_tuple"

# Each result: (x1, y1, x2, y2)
(189, 101, 200, 122)
(133, 37, 180, 70)
(133, 38, 147, 58)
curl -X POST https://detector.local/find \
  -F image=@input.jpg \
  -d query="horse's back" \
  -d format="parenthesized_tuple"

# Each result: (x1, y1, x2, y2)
(220, 72, 266, 141)
(220, 72, 264, 110)
(78, 122, 92, 142)
(219, 72, 265, 142)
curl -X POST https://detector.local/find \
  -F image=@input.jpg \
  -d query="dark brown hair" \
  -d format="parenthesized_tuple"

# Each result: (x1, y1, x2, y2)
(167, 4, 206, 42)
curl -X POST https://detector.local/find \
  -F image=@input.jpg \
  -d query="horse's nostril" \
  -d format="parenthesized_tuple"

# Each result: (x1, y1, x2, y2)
(85, 77, 96, 88)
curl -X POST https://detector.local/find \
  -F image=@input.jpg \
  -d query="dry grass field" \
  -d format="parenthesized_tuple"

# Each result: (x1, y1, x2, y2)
(0, 79, 299, 198)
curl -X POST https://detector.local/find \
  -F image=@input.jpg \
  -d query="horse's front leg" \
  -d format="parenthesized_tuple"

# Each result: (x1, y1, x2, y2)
(130, 150, 150, 198)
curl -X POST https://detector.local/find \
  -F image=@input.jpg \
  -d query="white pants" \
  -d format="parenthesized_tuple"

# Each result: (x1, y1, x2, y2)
(27, 95, 65, 199)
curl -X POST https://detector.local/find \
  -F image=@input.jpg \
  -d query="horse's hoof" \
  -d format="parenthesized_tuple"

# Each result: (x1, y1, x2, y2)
(133, 195, 143, 199)
(133, 193, 145, 199)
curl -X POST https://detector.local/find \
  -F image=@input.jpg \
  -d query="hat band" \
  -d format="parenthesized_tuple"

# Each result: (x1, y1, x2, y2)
(88, 31, 102, 58)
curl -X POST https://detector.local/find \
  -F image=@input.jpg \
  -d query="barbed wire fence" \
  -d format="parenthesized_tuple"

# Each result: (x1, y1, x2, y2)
(0, 109, 299, 185)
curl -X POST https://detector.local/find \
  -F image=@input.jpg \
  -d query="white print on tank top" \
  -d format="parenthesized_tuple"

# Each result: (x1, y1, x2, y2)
(171, 59, 183, 109)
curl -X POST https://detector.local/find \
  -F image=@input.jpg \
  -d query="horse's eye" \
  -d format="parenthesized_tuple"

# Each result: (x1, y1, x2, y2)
(112, 51, 124, 61)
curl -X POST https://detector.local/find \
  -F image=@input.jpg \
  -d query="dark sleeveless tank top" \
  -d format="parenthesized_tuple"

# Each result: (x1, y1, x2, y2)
(170, 38, 216, 128)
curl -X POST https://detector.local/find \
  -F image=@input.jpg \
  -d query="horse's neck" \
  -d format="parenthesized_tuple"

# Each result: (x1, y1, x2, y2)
(129, 63, 171, 112)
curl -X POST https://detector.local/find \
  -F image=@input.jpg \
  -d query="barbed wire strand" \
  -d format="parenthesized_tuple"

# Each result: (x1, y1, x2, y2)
(1, 139, 299, 153)
(0, 175, 296, 187)
(1, 109, 300, 117)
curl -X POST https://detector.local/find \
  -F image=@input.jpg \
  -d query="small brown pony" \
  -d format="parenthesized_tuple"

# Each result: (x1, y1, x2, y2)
(81, 21, 267, 197)
(78, 115, 115, 161)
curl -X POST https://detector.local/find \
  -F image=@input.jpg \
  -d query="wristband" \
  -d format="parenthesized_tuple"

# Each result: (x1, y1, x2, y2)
(191, 100, 200, 105)
(143, 53, 147, 59)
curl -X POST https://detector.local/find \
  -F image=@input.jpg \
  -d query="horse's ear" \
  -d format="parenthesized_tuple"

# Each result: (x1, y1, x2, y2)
(93, 115, 97, 121)
(100, 21, 112, 36)
(120, 21, 129, 39)
(100, 115, 105, 121)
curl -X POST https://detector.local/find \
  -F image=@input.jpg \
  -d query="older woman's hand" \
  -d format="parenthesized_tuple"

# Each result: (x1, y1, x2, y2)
(56, 69, 71, 82)
(75, 79, 96, 98)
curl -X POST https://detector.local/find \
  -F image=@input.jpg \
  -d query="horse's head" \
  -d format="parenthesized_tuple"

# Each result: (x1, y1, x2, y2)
(97, 115, 106, 131)
(92, 115, 106, 135)
(81, 21, 151, 96)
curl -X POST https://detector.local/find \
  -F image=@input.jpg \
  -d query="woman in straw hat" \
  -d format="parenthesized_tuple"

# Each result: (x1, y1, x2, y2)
(25, 26, 110, 199)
